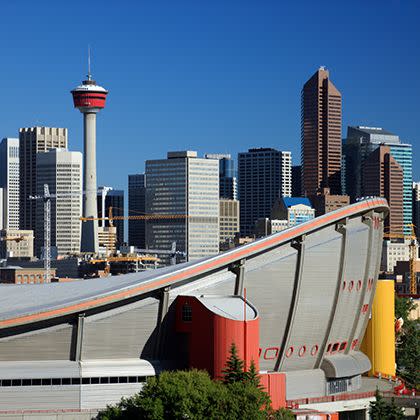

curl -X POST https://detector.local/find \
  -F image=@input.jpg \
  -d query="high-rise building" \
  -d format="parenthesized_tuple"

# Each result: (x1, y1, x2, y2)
(205, 154, 237, 200)
(128, 174, 146, 248)
(301, 67, 342, 196)
(19, 127, 68, 232)
(413, 182, 420, 239)
(35, 149, 82, 256)
(97, 187, 124, 247)
(291, 165, 302, 197)
(363, 145, 403, 235)
(0, 138, 20, 229)
(238, 148, 291, 236)
(344, 126, 412, 234)
(219, 199, 239, 246)
(145, 151, 219, 261)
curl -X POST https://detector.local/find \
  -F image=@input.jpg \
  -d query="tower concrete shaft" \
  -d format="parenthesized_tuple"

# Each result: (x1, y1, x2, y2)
(81, 112, 99, 253)
(71, 71, 108, 255)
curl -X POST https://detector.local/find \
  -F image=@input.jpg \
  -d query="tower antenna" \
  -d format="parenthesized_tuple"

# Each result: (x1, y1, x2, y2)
(87, 45, 92, 80)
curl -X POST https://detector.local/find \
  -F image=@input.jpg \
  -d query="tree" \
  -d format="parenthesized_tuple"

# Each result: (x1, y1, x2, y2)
(223, 342, 245, 384)
(245, 359, 261, 388)
(369, 391, 404, 420)
(395, 296, 420, 390)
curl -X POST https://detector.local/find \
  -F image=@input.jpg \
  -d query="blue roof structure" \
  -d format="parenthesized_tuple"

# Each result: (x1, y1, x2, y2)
(282, 197, 312, 208)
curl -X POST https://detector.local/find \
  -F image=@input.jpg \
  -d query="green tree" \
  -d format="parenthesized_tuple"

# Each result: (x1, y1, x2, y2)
(270, 407, 295, 420)
(245, 359, 261, 388)
(395, 296, 420, 390)
(369, 391, 404, 420)
(223, 342, 246, 384)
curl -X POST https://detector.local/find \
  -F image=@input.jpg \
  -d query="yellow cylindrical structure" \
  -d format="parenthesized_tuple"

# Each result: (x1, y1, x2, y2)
(361, 280, 395, 377)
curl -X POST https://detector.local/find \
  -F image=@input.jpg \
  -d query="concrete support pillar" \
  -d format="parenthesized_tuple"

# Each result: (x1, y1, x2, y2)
(81, 112, 98, 254)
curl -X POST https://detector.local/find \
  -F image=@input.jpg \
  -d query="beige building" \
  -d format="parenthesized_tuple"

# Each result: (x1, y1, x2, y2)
(35, 149, 82, 256)
(310, 187, 350, 217)
(255, 218, 288, 237)
(219, 199, 239, 246)
(98, 226, 117, 255)
(19, 127, 68, 232)
(0, 266, 55, 284)
(0, 229, 34, 258)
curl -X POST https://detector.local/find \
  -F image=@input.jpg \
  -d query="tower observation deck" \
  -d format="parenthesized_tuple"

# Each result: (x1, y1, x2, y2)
(71, 72, 108, 254)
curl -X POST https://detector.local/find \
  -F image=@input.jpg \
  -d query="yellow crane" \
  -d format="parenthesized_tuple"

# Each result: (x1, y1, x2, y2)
(383, 224, 418, 295)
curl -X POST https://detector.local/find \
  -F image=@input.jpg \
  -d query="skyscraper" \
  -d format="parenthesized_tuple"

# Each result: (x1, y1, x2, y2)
(291, 165, 302, 197)
(412, 182, 420, 239)
(19, 127, 68, 232)
(363, 146, 403, 235)
(238, 148, 291, 236)
(344, 126, 412, 234)
(205, 154, 237, 200)
(128, 174, 146, 248)
(301, 67, 342, 196)
(35, 149, 82, 256)
(97, 187, 125, 247)
(0, 138, 20, 229)
(146, 151, 219, 261)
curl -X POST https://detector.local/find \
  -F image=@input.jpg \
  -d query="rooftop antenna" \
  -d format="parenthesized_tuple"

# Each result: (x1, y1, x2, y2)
(87, 45, 92, 81)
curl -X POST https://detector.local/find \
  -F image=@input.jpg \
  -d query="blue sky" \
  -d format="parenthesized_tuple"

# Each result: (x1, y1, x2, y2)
(0, 0, 419, 191)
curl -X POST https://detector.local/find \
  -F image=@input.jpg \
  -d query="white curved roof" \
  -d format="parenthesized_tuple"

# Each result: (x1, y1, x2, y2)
(71, 84, 108, 93)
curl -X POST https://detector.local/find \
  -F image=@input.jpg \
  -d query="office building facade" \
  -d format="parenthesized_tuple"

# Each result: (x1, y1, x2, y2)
(97, 187, 124, 247)
(128, 174, 146, 249)
(0, 229, 34, 259)
(35, 149, 82, 256)
(205, 154, 237, 200)
(301, 67, 342, 196)
(19, 127, 68, 232)
(146, 151, 219, 261)
(0, 138, 20, 229)
(413, 182, 420, 239)
(344, 126, 412, 234)
(238, 148, 291, 236)
(291, 165, 302, 197)
(362, 146, 403, 235)
(219, 199, 239, 246)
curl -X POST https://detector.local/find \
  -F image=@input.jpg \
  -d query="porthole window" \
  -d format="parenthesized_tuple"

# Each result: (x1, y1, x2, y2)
(285, 347, 294, 358)
(298, 346, 306, 357)
(310, 345, 319, 356)
(348, 281, 354, 292)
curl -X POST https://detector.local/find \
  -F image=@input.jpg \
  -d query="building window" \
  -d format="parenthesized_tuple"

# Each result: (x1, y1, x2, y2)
(182, 304, 192, 322)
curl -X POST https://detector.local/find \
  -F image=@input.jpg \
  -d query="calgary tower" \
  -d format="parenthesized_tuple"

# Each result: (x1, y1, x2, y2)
(71, 56, 108, 254)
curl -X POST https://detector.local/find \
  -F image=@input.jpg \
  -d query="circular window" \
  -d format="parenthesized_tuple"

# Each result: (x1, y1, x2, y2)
(348, 281, 354, 291)
(342, 281, 347, 290)
(310, 345, 319, 356)
(285, 347, 294, 358)
(357, 280, 362, 291)
(298, 346, 306, 357)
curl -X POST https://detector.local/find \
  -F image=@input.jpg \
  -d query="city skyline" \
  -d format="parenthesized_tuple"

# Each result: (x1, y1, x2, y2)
(0, 1, 418, 192)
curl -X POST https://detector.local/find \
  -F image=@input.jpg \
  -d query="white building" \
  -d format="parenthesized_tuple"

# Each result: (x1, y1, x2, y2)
(35, 149, 82, 256)
(381, 239, 412, 273)
(146, 151, 219, 262)
(0, 138, 20, 229)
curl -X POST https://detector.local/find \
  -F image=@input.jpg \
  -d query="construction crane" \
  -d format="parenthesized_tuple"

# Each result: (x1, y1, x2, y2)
(0, 236, 25, 243)
(29, 185, 95, 282)
(29, 184, 52, 282)
(80, 212, 189, 222)
(383, 224, 418, 295)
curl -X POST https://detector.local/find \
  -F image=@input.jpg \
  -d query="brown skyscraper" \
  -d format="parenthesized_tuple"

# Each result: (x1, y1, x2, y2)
(301, 67, 342, 196)
(363, 145, 403, 235)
